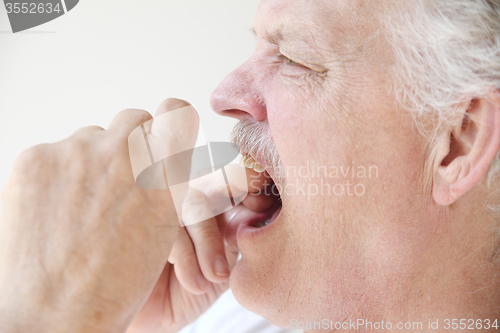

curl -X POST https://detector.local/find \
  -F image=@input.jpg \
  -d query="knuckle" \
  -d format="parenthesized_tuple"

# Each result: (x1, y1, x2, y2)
(191, 225, 222, 244)
(12, 144, 51, 174)
(54, 136, 109, 181)
(100, 136, 125, 156)
(64, 136, 88, 152)
(15, 143, 48, 164)
(159, 98, 191, 111)
(72, 125, 105, 137)
(88, 125, 105, 131)
(61, 133, 124, 169)
(120, 108, 152, 122)
(60, 138, 91, 164)
(56, 141, 90, 179)
(182, 189, 212, 213)
(9, 144, 59, 189)
(178, 249, 199, 267)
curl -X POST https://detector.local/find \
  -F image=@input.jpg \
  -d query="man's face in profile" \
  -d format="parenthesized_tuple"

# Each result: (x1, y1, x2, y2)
(211, 0, 431, 326)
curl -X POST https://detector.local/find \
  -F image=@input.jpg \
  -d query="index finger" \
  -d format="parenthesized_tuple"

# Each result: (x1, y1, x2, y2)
(145, 99, 200, 158)
(127, 99, 201, 228)
(107, 108, 153, 136)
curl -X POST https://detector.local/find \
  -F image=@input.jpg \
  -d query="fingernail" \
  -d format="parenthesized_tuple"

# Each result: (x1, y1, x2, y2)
(214, 255, 230, 277)
(197, 273, 208, 290)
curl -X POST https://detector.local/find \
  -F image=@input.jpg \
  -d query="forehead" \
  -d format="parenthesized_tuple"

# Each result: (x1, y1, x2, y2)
(255, 0, 383, 51)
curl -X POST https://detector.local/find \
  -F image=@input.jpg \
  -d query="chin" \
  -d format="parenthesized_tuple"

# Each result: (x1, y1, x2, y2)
(228, 210, 306, 328)
(229, 204, 367, 329)
(229, 257, 294, 328)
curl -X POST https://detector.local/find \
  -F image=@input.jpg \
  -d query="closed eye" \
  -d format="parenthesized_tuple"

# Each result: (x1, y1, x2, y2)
(278, 53, 309, 70)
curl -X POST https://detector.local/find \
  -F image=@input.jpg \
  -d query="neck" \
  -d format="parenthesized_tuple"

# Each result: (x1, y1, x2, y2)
(305, 203, 500, 332)
(304, 266, 500, 333)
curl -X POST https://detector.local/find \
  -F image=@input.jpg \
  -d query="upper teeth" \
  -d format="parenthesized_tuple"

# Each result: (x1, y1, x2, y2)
(241, 155, 265, 173)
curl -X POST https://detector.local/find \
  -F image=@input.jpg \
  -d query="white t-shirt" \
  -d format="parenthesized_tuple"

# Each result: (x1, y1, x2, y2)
(179, 289, 302, 333)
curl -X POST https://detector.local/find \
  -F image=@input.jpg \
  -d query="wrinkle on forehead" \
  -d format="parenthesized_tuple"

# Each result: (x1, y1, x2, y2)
(256, 0, 385, 59)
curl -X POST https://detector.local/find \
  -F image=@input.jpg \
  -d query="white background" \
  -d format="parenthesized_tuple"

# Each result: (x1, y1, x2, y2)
(0, 0, 259, 196)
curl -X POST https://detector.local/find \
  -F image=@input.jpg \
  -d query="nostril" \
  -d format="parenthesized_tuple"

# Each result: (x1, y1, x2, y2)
(210, 61, 267, 122)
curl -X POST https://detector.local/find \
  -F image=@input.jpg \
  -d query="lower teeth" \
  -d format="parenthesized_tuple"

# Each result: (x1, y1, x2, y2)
(256, 219, 272, 228)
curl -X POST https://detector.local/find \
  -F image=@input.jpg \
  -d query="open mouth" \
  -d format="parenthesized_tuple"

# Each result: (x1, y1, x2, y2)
(240, 153, 283, 229)
(252, 201, 282, 228)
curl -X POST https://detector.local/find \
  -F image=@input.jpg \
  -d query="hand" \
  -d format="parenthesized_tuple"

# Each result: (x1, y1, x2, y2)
(0, 99, 190, 332)
(0, 98, 277, 333)
(127, 165, 277, 333)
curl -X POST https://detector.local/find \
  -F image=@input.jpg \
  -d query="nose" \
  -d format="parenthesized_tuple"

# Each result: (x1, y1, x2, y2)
(210, 58, 267, 122)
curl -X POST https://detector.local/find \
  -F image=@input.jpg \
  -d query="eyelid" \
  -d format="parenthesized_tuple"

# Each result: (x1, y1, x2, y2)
(278, 47, 329, 74)
(278, 53, 309, 69)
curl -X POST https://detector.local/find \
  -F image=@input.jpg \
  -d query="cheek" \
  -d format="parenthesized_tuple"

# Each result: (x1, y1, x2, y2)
(268, 81, 333, 151)
(254, 77, 429, 323)
(267, 84, 359, 189)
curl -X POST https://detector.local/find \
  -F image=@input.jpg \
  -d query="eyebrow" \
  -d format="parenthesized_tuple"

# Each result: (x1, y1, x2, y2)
(249, 25, 329, 72)
(250, 26, 285, 44)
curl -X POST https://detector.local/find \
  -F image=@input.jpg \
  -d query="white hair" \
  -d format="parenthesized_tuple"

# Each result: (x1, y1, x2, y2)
(384, 0, 500, 120)
(383, 0, 500, 254)
(384, 0, 500, 175)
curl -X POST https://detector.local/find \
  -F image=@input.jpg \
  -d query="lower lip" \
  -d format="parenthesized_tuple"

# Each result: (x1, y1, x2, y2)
(236, 205, 282, 242)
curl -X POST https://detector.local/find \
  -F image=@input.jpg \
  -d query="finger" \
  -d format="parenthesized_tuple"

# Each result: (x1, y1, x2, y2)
(218, 205, 253, 254)
(108, 108, 153, 136)
(181, 189, 230, 284)
(186, 217, 230, 284)
(241, 190, 278, 212)
(136, 99, 199, 202)
(71, 125, 105, 138)
(242, 171, 279, 211)
(140, 98, 193, 139)
(194, 164, 274, 203)
(155, 98, 191, 117)
(185, 164, 277, 216)
(142, 98, 200, 156)
(223, 164, 277, 211)
(127, 99, 199, 192)
(219, 200, 280, 258)
(225, 164, 274, 194)
(168, 227, 209, 295)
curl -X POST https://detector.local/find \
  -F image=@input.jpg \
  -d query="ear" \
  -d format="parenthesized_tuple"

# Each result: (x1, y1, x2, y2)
(432, 90, 500, 206)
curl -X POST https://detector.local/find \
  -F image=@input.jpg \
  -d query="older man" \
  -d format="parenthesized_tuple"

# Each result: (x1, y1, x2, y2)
(1, 0, 500, 332)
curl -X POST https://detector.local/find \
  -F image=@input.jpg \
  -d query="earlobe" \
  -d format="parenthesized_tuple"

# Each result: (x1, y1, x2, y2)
(432, 90, 500, 206)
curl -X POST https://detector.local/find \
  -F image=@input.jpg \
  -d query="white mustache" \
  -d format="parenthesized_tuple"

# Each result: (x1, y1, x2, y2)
(230, 120, 283, 187)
